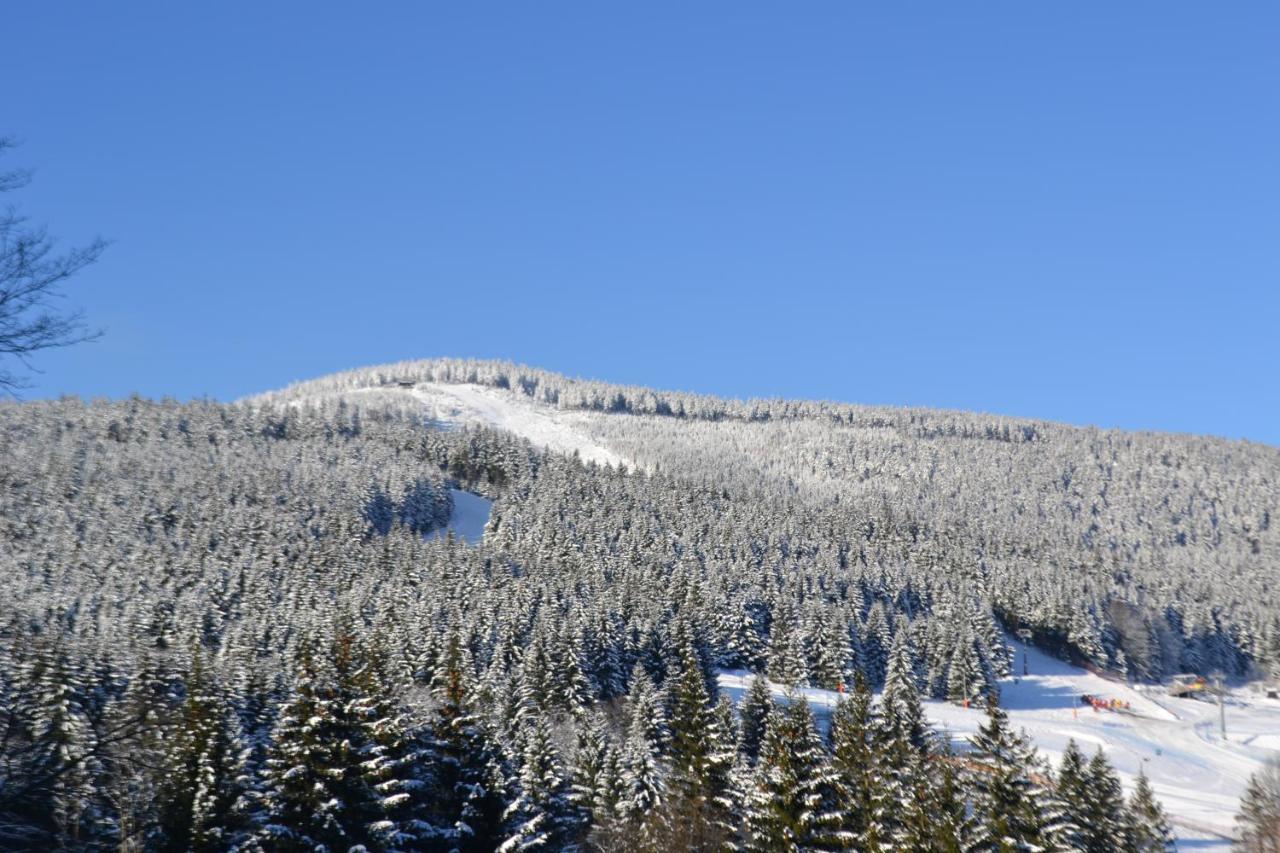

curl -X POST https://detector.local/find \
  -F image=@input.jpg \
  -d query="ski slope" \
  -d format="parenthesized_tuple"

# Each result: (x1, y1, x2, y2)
(353, 382, 628, 468)
(720, 641, 1280, 849)
(424, 488, 493, 545)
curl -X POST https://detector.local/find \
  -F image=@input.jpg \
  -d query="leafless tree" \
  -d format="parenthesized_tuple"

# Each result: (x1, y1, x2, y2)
(0, 137, 106, 392)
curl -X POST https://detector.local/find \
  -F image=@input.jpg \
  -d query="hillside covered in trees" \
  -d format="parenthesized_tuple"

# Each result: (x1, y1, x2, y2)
(262, 358, 1280, 683)
(0, 359, 1274, 849)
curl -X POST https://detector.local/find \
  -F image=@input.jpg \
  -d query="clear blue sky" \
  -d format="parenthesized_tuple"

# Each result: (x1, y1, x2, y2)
(5, 3, 1277, 443)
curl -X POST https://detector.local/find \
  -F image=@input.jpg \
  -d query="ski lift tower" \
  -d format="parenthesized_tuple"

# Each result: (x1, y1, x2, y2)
(1016, 628, 1033, 676)
(1211, 671, 1226, 739)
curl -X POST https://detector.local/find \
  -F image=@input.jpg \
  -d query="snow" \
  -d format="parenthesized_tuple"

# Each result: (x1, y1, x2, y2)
(719, 641, 1280, 849)
(424, 489, 492, 545)
(354, 382, 628, 468)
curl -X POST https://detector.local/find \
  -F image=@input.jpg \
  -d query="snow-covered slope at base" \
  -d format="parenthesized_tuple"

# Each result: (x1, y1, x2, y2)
(720, 643, 1280, 849)
(353, 382, 628, 468)
(424, 489, 493, 545)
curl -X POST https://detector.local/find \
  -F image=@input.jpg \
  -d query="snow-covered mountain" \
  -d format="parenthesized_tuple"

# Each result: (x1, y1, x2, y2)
(2, 359, 1275, 849)
(253, 358, 1280, 847)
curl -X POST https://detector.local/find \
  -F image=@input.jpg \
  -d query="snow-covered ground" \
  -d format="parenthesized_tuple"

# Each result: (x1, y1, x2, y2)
(353, 382, 628, 468)
(720, 642, 1280, 849)
(424, 488, 493, 545)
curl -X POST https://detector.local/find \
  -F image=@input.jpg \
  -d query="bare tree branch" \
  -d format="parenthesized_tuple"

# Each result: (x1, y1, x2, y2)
(0, 136, 106, 393)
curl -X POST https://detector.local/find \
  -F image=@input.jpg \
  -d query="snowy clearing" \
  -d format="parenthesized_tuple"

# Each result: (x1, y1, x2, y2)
(720, 641, 1280, 849)
(424, 489, 493, 546)
(353, 382, 629, 468)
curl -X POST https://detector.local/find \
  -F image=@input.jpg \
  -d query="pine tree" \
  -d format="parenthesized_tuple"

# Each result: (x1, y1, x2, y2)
(742, 693, 841, 851)
(20, 647, 103, 848)
(946, 628, 988, 706)
(611, 720, 667, 851)
(664, 639, 735, 850)
(427, 633, 508, 852)
(1080, 748, 1135, 853)
(927, 738, 970, 853)
(828, 672, 875, 845)
(767, 610, 809, 687)
(503, 716, 582, 852)
(880, 628, 929, 755)
(810, 611, 853, 691)
(724, 607, 766, 670)
(867, 664, 933, 853)
(1053, 738, 1090, 850)
(966, 698, 1051, 852)
(1127, 770, 1174, 852)
(569, 713, 619, 837)
(255, 632, 413, 851)
(738, 673, 773, 765)
(154, 655, 247, 852)
(1236, 756, 1280, 853)
(626, 665, 668, 757)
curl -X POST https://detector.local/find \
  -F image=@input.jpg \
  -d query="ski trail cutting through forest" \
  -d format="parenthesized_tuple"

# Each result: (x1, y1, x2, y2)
(720, 640, 1280, 850)
(353, 382, 629, 468)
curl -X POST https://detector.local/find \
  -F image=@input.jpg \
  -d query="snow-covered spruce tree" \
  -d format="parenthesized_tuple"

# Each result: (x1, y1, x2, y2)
(153, 654, 248, 852)
(598, 670, 672, 851)
(625, 664, 668, 758)
(867, 632, 935, 852)
(1052, 738, 1090, 850)
(8, 646, 106, 848)
(880, 628, 929, 755)
(965, 698, 1053, 852)
(722, 606, 766, 671)
(1127, 770, 1174, 853)
(927, 737, 971, 853)
(550, 623, 595, 718)
(425, 633, 509, 852)
(766, 608, 809, 687)
(861, 605, 892, 688)
(1079, 747, 1135, 853)
(599, 720, 667, 852)
(255, 632, 419, 851)
(568, 712, 620, 840)
(662, 638, 736, 849)
(1236, 755, 1280, 853)
(828, 672, 876, 845)
(809, 609, 854, 691)
(501, 715, 582, 852)
(97, 651, 181, 850)
(737, 673, 773, 766)
(742, 692, 842, 851)
(946, 627, 990, 706)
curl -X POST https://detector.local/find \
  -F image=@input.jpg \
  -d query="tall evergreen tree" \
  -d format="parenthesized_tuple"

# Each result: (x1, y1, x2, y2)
(966, 698, 1051, 852)
(154, 655, 247, 852)
(743, 693, 841, 852)
(426, 634, 508, 852)
(1053, 738, 1090, 850)
(503, 716, 582, 852)
(568, 712, 619, 839)
(1127, 770, 1174, 853)
(828, 672, 876, 846)
(663, 639, 735, 850)
(255, 632, 418, 851)
(1080, 748, 1134, 853)
(738, 674, 773, 765)
(1236, 755, 1280, 853)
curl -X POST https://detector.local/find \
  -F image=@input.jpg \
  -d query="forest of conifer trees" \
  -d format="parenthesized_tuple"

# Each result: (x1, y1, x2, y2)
(1, 361, 1276, 849)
